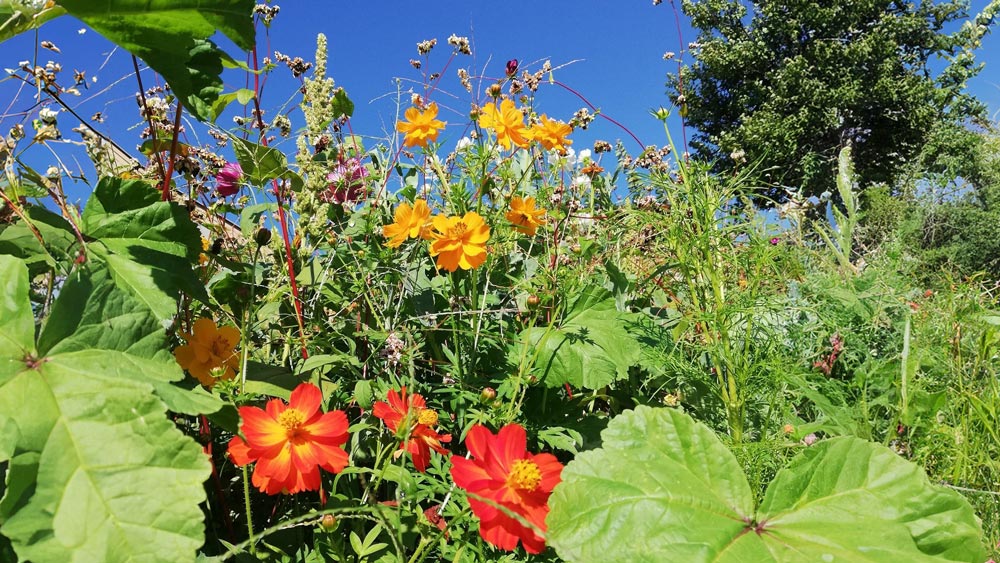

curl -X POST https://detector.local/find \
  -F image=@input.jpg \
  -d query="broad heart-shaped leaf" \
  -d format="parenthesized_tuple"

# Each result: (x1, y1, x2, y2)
(0, 357, 210, 563)
(81, 177, 207, 321)
(519, 288, 645, 389)
(547, 406, 986, 563)
(0, 258, 213, 563)
(55, 0, 255, 121)
(547, 406, 756, 562)
(0, 255, 33, 366)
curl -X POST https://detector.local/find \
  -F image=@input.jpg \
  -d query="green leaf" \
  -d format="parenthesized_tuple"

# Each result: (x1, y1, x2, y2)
(332, 88, 354, 118)
(231, 136, 288, 186)
(0, 255, 33, 365)
(547, 406, 986, 563)
(210, 88, 256, 122)
(79, 177, 207, 321)
(37, 264, 168, 359)
(0, 1, 65, 43)
(0, 357, 210, 563)
(240, 202, 278, 237)
(0, 414, 19, 462)
(519, 288, 645, 389)
(55, 0, 255, 121)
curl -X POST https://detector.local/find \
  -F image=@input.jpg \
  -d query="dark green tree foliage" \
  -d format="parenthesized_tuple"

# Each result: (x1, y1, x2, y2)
(670, 0, 998, 201)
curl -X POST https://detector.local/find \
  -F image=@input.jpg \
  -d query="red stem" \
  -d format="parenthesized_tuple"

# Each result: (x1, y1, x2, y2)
(251, 39, 309, 359)
(550, 80, 645, 150)
(161, 103, 183, 201)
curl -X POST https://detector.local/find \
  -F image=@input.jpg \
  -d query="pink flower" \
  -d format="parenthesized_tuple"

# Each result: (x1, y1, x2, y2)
(323, 157, 369, 205)
(215, 162, 243, 197)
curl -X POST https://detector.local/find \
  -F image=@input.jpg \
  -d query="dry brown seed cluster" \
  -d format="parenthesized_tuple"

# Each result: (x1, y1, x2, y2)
(447, 34, 471, 55)
(417, 38, 437, 55)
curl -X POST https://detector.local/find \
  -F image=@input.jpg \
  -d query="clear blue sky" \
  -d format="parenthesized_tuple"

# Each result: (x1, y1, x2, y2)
(1, 1, 998, 205)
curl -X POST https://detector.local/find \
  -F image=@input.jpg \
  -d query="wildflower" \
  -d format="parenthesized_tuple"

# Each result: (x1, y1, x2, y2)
(227, 383, 350, 495)
(173, 318, 240, 388)
(428, 212, 490, 271)
(506, 196, 547, 236)
(323, 156, 369, 204)
(198, 237, 211, 265)
(383, 199, 432, 247)
(506, 59, 519, 76)
(478, 100, 530, 150)
(450, 423, 563, 554)
(397, 103, 446, 148)
(373, 388, 451, 472)
(527, 115, 572, 153)
(769, 237, 780, 245)
(215, 162, 243, 197)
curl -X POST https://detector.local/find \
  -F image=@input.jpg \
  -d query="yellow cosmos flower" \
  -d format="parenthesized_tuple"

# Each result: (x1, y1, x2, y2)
(397, 103, 446, 148)
(383, 199, 432, 247)
(429, 212, 490, 271)
(527, 115, 573, 153)
(173, 318, 240, 388)
(478, 99, 530, 150)
(505, 196, 547, 236)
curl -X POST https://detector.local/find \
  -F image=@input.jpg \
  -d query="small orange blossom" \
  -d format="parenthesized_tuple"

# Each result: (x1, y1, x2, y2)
(429, 212, 490, 271)
(506, 196, 547, 236)
(478, 99, 530, 150)
(383, 199, 432, 247)
(527, 114, 572, 153)
(173, 318, 240, 388)
(397, 103, 446, 148)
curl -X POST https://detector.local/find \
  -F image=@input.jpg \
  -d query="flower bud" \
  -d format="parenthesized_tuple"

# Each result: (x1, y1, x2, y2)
(320, 514, 337, 530)
(526, 295, 541, 310)
(480, 387, 497, 402)
(254, 228, 272, 246)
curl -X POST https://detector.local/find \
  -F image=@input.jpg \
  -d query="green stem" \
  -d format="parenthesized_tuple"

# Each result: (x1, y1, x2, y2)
(241, 465, 256, 555)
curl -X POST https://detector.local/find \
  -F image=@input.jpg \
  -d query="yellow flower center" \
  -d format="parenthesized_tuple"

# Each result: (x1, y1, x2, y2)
(447, 221, 468, 239)
(506, 459, 542, 491)
(416, 408, 439, 427)
(278, 408, 306, 438)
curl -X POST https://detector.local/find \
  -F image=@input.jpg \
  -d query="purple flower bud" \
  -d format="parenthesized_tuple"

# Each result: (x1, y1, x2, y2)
(505, 59, 518, 77)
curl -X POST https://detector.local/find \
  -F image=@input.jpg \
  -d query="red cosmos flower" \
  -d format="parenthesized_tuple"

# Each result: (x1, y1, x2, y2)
(450, 424, 563, 554)
(227, 383, 349, 495)
(373, 387, 451, 472)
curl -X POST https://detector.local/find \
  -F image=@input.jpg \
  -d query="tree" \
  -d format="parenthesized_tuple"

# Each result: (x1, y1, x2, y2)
(669, 0, 999, 201)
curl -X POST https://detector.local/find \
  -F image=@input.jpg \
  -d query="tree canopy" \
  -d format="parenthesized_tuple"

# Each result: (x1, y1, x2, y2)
(670, 0, 999, 201)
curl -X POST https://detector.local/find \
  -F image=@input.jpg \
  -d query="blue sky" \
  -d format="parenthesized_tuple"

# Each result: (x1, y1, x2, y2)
(1, 1, 998, 204)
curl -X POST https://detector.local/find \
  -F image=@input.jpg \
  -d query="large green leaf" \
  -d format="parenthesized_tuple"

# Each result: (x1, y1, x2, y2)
(519, 288, 646, 389)
(0, 255, 33, 366)
(54, 0, 255, 121)
(0, 359, 210, 563)
(80, 177, 207, 321)
(0, 257, 213, 562)
(0, 1, 65, 42)
(547, 406, 986, 563)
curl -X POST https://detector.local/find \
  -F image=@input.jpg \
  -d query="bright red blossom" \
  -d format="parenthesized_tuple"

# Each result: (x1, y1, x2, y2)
(450, 424, 563, 554)
(373, 388, 451, 472)
(228, 383, 349, 495)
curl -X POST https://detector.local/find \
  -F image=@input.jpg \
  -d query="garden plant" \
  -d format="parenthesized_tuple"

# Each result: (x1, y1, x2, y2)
(2, 1, 1000, 562)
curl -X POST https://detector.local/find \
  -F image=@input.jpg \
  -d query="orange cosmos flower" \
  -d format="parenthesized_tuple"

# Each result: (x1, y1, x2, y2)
(383, 199, 432, 247)
(526, 115, 572, 153)
(450, 423, 564, 554)
(428, 212, 490, 271)
(227, 383, 349, 495)
(478, 99, 530, 150)
(372, 387, 451, 472)
(173, 318, 240, 388)
(505, 196, 547, 236)
(397, 103, 446, 148)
